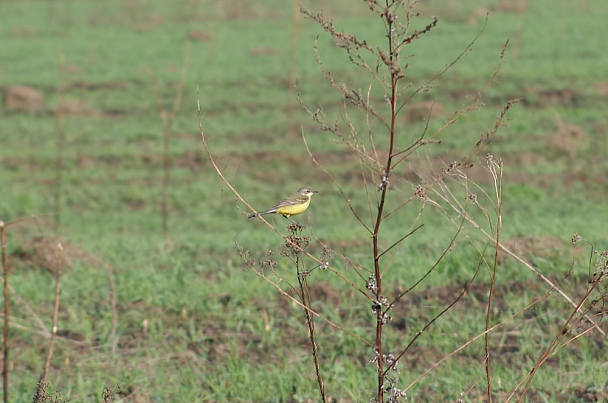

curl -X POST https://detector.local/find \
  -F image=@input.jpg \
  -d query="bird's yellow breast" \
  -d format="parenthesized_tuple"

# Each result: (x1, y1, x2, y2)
(275, 198, 311, 217)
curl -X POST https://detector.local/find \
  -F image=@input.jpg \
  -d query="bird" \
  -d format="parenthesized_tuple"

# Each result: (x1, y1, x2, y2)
(248, 186, 318, 225)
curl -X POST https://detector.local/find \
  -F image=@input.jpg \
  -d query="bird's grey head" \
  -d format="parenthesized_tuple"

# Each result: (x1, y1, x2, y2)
(297, 186, 318, 195)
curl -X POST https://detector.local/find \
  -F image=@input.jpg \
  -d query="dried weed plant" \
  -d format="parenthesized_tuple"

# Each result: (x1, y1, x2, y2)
(0, 217, 117, 401)
(198, 1, 607, 401)
(40, 243, 64, 385)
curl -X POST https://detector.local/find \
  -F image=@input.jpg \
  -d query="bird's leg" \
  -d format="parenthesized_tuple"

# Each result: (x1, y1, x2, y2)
(283, 215, 304, 228)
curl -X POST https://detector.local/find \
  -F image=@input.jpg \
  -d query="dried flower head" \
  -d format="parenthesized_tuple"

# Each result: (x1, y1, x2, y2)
(415, 185, 427, 201)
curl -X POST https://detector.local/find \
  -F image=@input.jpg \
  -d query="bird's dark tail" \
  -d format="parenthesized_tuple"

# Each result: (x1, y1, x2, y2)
(248, 209, 276, 219)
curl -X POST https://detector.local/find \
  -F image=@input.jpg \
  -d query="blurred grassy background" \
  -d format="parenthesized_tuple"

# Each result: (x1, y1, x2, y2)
(1, 0, 607, 401)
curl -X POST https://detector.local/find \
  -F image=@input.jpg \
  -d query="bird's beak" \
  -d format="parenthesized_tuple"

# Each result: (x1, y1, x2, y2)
(313, 190, 319, 193)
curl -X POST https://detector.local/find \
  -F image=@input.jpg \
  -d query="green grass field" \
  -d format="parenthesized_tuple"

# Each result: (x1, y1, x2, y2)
(1, 0, 607, 401)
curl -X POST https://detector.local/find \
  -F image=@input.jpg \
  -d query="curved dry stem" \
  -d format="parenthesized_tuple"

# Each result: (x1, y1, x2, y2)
(508, 249, 607, 402)
(428, 178, 607, 339)
(385, 252, 483, 377)
(395, 16, 487, 117)
(302, 134, 372, 234)
(402, 294, 544, 394)
(247, 262, 374, 348)
(388, 209, 469, 310)
(380, 204, 427, 279)
(198, 89, 370, 345)
(377, 224, 423, 261)
(306, 228, 371, 300)
(483, 156, 504, 399)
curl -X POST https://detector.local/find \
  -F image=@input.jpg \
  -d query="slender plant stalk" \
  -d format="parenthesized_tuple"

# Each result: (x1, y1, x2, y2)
(55, 51, 66, 231)
(509, 245, 607, 402)
(484, 157, 503, 402)
(161, 106, 170, 238)
(107, 265, 118, 355)
(430, 181, 607, 338)
(151, 75, 171, 238)
(41, 243, 63, 384)
(1, 221, 8, 403)
(152, 43, 190, 240)
(281, 227, 327, 401)
(288, 0, 300, 139)
(297, 259, 326, 402)
(403, 294, 546, 394)
(371, 7, 402, 400)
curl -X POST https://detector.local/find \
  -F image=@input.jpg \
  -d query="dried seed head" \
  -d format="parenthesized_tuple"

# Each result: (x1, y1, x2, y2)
(415, 185, 427, 201)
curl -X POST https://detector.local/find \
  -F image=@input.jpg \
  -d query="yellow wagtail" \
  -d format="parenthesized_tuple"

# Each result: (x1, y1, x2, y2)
(248, 186, 318, 225)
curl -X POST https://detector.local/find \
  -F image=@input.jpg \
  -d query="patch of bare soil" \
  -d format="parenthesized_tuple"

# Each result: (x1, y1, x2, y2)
(523, 86, 579, 107)
(12, 26, 36, 37)
(195, 273, 605, 400)
(10, 234, 109, 275)
(134, 15, 165, 32)
(407, 138, 605, 194)
(3, 85, 46, 112)
(250, 46, 281, 57)
(212, 149, 331, 185)
(400, 101, 445, 123)
(173, 150, 207, 172)
(569, 384, 608, 402)
(595, 81, 608, 95)
(498, 235, 571, 263)
(187, 29, 215, 42)
(494, 0, 527, 13)
(70, 81, 130, 91)
(550, 113, 587, 160)
(12, 236, 78, 273)
(55, 99, 100, 117)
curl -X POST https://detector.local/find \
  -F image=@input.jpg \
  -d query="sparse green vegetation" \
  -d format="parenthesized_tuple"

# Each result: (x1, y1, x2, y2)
(1, 0, 607, 401)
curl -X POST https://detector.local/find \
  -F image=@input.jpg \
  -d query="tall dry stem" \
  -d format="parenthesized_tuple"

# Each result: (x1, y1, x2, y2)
(41, 243, 64, 384)
(152, 43, 190, 240)
(1, 221, 8, 403)
(484, 154, 503, 401)
(54, 51, 67, 232)
(288, 0, 301, 140)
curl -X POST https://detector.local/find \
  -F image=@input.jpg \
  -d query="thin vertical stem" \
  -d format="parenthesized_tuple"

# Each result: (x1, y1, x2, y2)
(55, 51, 66, 231)
(107, 265, 118, 356)
(291, 226, 326, 402)
(299, 268, 326, 402)
(41, 243, 63, 385)
(288, 0, 301, 139)
(161, 118, 170, 237)
(484, 158, 503, 402)
(152, 43, 189, 241)
(1, 221, 8, 403)
(372, 4, 401, 399)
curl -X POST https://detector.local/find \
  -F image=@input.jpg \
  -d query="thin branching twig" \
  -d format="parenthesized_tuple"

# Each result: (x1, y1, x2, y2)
(508, 242, 608, 402)
(290, 230, 326, 403)
(428, 179, 607, 338)
(41, 243, 63, 384)
(484, 155, 503, 401)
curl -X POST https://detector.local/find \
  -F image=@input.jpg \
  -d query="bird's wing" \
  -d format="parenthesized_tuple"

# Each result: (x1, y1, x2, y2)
(272, 194, 305, 209)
